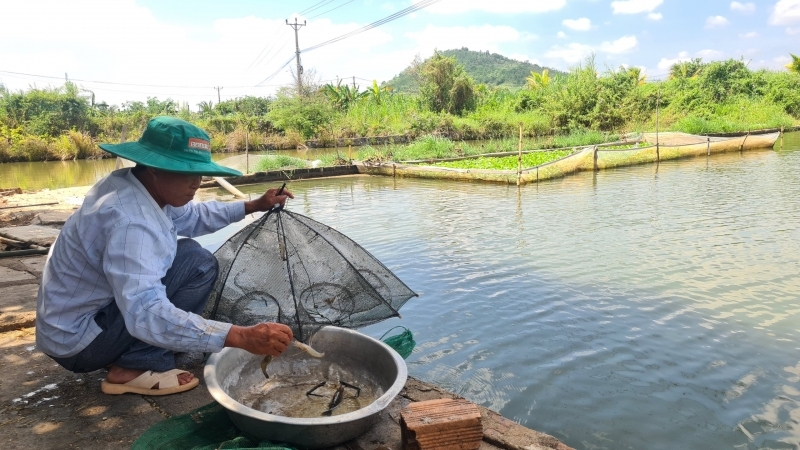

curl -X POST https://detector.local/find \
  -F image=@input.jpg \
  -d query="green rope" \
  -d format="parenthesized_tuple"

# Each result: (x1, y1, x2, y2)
(380, 326, 415, 359)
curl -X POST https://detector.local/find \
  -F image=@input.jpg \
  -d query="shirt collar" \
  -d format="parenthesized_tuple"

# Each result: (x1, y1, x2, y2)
(124, 168, 173, 229)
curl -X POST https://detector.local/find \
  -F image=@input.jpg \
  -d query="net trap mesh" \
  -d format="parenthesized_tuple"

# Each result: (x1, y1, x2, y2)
(204, 206, 417, 343)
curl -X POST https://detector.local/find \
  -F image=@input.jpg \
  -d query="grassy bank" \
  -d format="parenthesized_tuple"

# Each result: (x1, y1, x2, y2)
(1, 57, 798, 164)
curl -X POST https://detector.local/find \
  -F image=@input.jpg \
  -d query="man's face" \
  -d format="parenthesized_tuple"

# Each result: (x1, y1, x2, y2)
(152, 169, 202, 207)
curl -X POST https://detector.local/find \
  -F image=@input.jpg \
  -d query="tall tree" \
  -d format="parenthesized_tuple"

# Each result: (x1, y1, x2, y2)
(417, 52, 476, 115)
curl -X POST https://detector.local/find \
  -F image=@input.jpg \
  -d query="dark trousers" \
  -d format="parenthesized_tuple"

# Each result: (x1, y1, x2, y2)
(51, 239, 219, 373)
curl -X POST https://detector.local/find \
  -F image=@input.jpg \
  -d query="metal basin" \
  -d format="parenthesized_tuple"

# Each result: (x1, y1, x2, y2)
(205, 326, 407, 449)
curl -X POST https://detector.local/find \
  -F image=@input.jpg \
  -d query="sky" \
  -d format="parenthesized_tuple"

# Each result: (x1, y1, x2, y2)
(1, 0, 799, 109)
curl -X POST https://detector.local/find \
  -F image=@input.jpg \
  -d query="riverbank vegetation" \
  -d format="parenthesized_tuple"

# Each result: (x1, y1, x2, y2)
(1, 51, 798, 164)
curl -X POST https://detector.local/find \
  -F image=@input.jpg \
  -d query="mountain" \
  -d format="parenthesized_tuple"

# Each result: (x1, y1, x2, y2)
(384, 48, 562, 93)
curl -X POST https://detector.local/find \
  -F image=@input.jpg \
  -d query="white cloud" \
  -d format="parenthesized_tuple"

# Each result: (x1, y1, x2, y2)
(730, 2, 756, 13)
(657, 51, 691, 70)
(557, 31, 568, 38)
(611, 0, 663, 14)
(0, 0, 404, 107)
(770, 0, 800, 25)
(648, 12, 663, 20)
(563, 18, 592, 30)
(545, 43, 595, 64)
(705, 16, 729, 28)
(426, 0, 566, 14)
(544, 35, 638, 64)
(600, 35, 638, 54)
(788, 26, 800, 34)
(405, 25, 534, 57)
(751, 57, 790, 71)
(739, 31, 759, 38)
(696, 49, 723, 59)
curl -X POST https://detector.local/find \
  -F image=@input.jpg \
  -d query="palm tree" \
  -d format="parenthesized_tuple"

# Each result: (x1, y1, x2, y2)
(526, 69, 551, 90)
(197, 101, 215, 117)
(627, 67, 647, 85)
(787, 53, 800, 74)
(669, 58, 704, 80)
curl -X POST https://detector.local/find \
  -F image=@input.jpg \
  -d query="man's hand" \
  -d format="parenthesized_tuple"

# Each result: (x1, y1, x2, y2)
(224, 323, 294, 356)
(244, 187, 294, 215)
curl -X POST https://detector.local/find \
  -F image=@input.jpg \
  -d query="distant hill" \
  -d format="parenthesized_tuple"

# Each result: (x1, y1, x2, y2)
(384, 48, 563, 93)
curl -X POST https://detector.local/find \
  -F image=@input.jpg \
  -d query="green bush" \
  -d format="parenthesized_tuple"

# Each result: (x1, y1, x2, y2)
(266, 91, 334, 139)
(0, 56, 798, 163)
(11, 136, 51, 161)
(253, 155, 308, 172)
(394, 135, 454, 160)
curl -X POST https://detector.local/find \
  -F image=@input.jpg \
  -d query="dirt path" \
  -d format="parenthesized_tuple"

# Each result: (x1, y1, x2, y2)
(0, 187, 89, 226)
(0, 184, 228, 227)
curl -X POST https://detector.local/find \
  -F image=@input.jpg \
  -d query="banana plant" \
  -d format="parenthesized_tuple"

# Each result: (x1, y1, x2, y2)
(526, 69, 551, 90)
(367, 80, 393, 105)
(321, 82, 367, 111)
(787, 53, 800, 75)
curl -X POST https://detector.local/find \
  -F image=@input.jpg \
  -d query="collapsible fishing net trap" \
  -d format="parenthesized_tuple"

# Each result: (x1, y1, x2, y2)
(204, 206, 417, 343)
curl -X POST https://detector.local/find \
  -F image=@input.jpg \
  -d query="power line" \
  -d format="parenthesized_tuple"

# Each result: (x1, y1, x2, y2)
(298, 0, 329, 15)
(301, 0, 442, 53)
(255, 33, 291, 70)
(299, 0, 338, 15)
(256, 56, 297, 86)
(246, 27, 288, 71)
(308, 0, 355, 19)
(0, 71, 288, 98)
(0, 69, 283, 90)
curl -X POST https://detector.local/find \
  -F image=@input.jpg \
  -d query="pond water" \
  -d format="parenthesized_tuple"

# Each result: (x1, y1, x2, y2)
(0, 148, 336, 191)
(203, 131, 800, 450)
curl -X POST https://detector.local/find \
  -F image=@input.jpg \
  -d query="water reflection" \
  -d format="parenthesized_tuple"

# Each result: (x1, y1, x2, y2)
(0, 149, 337, 191)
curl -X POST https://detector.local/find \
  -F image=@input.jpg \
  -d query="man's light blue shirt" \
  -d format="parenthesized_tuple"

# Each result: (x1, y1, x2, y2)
(36, 168, 244, 358)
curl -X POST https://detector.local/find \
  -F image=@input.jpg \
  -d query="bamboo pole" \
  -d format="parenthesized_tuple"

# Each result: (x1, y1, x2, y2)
(780, 126, 784, 150)
(245, 130, 250, 175)
(0, 202, 58, 210)
(656, 83, 661, 163)
(707, 137, 710, 156)
(215, 177, 247, 198)
(517, 123, 523, 186)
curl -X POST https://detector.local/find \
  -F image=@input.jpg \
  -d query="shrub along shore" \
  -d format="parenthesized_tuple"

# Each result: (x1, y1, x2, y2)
(1, 55, 798, 165)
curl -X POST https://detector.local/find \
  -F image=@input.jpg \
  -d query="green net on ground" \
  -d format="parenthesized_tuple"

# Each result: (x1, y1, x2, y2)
(380, 326, 415, 359)
(131, 402, 297, 450)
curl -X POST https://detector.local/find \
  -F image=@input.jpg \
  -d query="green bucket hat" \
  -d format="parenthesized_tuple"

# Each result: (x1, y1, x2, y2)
(99, 116, 242, 177)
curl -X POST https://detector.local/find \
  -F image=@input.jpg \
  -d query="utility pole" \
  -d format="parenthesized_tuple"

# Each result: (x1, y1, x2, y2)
(352, 76, 356, 90)
(286, 17, 307, 95)
(214, 86, 223, 104)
